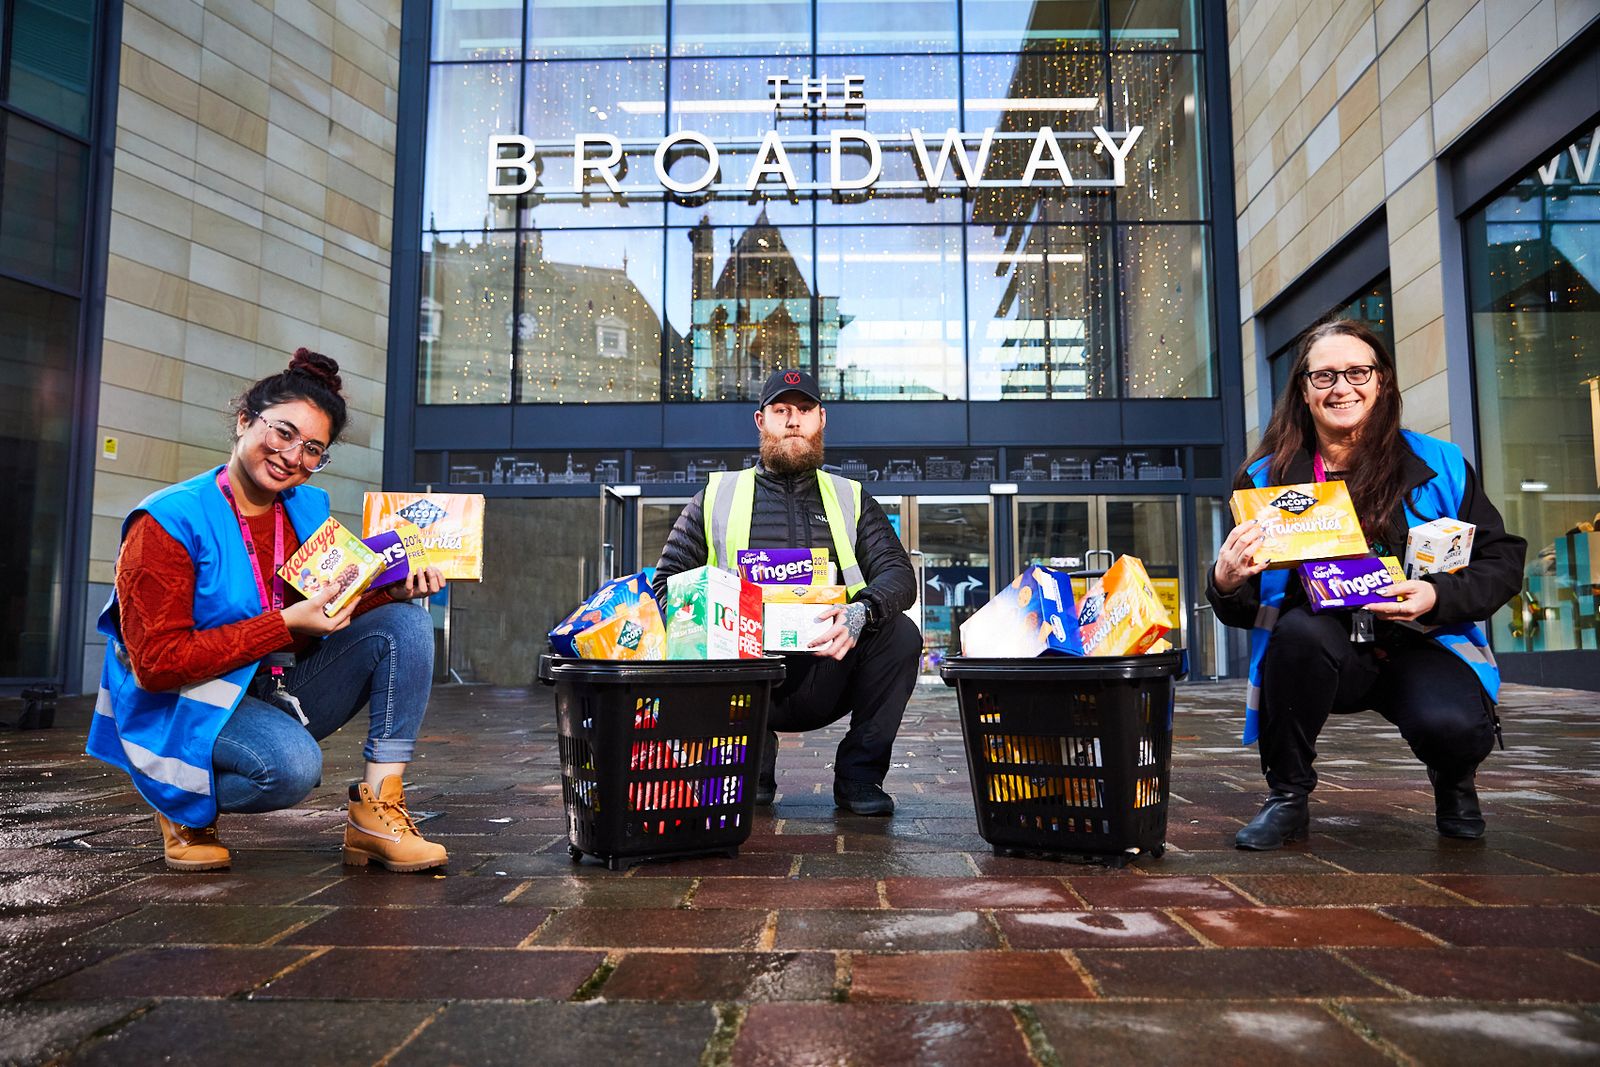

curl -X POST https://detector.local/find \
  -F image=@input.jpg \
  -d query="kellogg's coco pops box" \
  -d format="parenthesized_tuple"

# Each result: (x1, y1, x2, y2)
(278, 517, 383, 617)
(362, 493, 485, 581)
(1298, 556, 1407, 612)
(664, 566, 764, 659)
(1228, 481, 1368, 568)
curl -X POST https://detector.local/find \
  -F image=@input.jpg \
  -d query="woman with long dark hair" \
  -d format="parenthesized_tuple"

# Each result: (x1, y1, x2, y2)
(89, 350, 449, 872)
(1208, 319, 1525, 850)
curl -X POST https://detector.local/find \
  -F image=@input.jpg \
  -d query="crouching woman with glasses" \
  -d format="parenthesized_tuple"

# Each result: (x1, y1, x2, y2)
(1208, 319, 1526, 850)
(88, 349, 450, 872)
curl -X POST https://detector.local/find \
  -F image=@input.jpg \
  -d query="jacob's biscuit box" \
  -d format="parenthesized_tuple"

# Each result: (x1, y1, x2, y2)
(363, 493, 485, 581)
(1078, 555, 1173, 657)
(549, 572, 665, 660)
(279, 517, 383, 617)
(1229, 481, 1367, 567)
(1298, 556, 1406, 612)
(761, 584, 848, 651)
(664, 566, 764, 659)
(1404, 518, 1475, 578)
(736, 548, 831, 586)
(959, 565, 1083, 658)
(363, 518, 430, 589)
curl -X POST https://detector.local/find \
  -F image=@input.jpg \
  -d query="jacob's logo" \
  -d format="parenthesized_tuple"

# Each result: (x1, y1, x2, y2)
(398, 498, 448, 529)
(1270, 488, 1318, 515)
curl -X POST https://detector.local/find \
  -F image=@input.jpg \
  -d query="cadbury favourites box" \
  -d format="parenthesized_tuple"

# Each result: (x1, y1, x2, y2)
(1229, 481, 1368, 568)
(761, 584, 847, 652)
(736, 548, 831, 586)
(279, 517, 383, 617)
(959, 565, 1083, 658)
(1404, 518, 1475, 579)
(548, 572, 666, 660)
(1298, 556, 1406, 613)
(664, 566, 764, 659)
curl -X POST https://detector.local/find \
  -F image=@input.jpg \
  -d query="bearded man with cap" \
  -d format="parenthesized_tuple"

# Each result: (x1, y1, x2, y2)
(652, 368, 921, 816)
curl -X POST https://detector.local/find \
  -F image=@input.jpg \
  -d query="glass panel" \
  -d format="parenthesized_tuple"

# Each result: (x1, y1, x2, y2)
(448, 449, 624, 483)
(425, 63, 521, 231)
(1108, 0, 1198, 50)
(818, 0, 956, 54)
(1008, 446, 1182, 481)
(967, 224, 1114, 400)
(418, 231, 515, 404)
(6, 0, 95, 135)
(1103, 497, 1182, 641)
(1466, 121, 1600, 654)
(519, 228, 664, 401)
(1193, 495, 1228, 676)
(918, 498, 991, 672)
(664, 220, 815, 401)
(962, 0, 1102, 53)
(0, 115, 88, 289)
(432, 0, 522, 60)
(671, 0, 811, 56)
(640, 499, 694, 570)
(1016, 498, 1093, 567)
(521, 58, 667, 228)
(1119, 223, 1214, 396)
(633, 450, 757, 483)
(1112, 52, 1205, 221)
(815, 225, 965, 400)
(528, 0, 666, 59)
(0, 278, 78, 677)
(1340, 274, 1395, 357)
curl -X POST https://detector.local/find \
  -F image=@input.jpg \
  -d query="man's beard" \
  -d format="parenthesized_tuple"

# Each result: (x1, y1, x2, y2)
(760, 427, 825, 475)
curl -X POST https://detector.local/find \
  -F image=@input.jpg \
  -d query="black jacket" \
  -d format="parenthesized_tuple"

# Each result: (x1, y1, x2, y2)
(1207, 441, 1527, 631)
(651, 464, 917, 629)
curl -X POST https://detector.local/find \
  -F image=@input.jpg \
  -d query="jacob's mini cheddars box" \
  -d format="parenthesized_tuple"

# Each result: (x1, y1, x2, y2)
(279, 517, 383, 617)
(363, 493, 485, 581)
(1298, 556, 1407, 612)
(761, 584, 847, 651)
(664, 566, 764, 659)
(1229, 481, 1368, 567)
(548, 572, 664, 659)
(1078, 555, 1173, 656)
(1404, 518, 1475, 578)
(959, 565, 1083, 658)
(736, 548, 831, 586)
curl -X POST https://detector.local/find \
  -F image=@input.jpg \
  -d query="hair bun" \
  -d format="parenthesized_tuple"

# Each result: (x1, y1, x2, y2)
(288, 347, 342, 393)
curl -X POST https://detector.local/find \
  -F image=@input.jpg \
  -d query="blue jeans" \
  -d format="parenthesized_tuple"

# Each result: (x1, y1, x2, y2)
(212, 601, 435, 814)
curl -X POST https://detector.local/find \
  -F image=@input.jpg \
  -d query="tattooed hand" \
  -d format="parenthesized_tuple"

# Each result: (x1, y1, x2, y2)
(809, 602, 868, 661)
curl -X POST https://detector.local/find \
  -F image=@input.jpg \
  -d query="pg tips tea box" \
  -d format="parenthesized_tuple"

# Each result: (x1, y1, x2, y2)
(278, 517, 383, 617)
(1405, 518, 1475, 579)
(1298, 556, 1407, 612)
(664, 566, 764, 659)
(1229, 481, 1368, 567)
(959, 565, 1083, 658)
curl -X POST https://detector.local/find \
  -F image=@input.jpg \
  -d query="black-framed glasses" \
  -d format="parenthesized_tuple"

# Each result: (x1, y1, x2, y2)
(251, 411, 332, 472)
(1303, 365, 1377, 389)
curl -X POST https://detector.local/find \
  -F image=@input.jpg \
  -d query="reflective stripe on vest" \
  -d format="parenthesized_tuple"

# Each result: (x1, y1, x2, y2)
(703, 467, 866, 596)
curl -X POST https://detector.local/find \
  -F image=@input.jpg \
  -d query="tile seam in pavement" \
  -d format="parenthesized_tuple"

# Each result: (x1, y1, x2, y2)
(680, 876, 703, 907)
(836, 950, 853, 1000)
(1212, 874, 1269, 906)
(498, 878, 534, 903)
(757, 909, 778, 950)
(239, 944, 330, 996)
(373, 1003, 448, 1067)
(1321, 999, 1415, 1065)
(1368, 907, 1462, 947)
(1008, 1003, 1063, 1067)
(1058, 949, 1103, 998)
(983, 910, 1012, 950)
(61, 1000, 161, 1061)
(514, 909, 558, 948)
(875, 880, 890, 908)
(1161, 907, 1218, 947)
(701, 1002, 745, 1066)
(1322, 948, 1421, 1000)
(569, 952, 619, 1001)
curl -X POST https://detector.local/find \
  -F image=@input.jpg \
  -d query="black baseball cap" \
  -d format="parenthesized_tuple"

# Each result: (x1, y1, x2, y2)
(758, 368, 821, 408)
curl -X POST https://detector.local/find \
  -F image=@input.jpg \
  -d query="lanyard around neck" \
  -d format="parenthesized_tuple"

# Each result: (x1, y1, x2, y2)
(1312, 452, 1327, 483)
(215, 468, 286, 613)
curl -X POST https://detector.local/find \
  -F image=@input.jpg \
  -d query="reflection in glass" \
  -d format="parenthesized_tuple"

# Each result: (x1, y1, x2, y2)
(818, 0, 956, 54)
(0, 277, 77, 676)
(665, 218, 817, 401)
(918, 498, 991, 671)
(968, 225, 1113, 400)
(425, 63, 520, 231)
(963, 0, 1101, 53)
(432, 0, 522, 60)
(816, 226, 965, 400)
(527, 0, 666, 59)
(1466, 126, 1600, 653)
(519, 229, 664, 402)
(1017, 499, 1092, 565)
(1119, 224, 1213, 397)
(671, 0, 810, 56)
(449, 450, 624, 484)
(1104, 497, 1183, 643)
(1112, 52, 1205, 221)
(418, 232, 515, 404)
(7, 0, 95, 135)
(0, 116, 88, 289)
(1109, 0, 1198, 50)
(1269, 275, 1394, 400)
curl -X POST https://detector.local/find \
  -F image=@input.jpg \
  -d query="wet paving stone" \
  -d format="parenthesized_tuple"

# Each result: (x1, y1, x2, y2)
(1223, 873, 1466, 906)
(1421, 874, 1600, 905)
(882, 876, 1077, 911)
(600, 950, 837, 1001)
(776, 909, 997, 951)
(690, 876, 880, 910)
(1380, 906, 1600, 948)
(389, 1002, 720, 1065)
(84, 904, 326, 946)
(255, 946, 605, 1001)
(297, 871, 520, 907)
(851, 950, 1095, 1002)
(1340, 947, 1600, 1001)
(1030, 1001, 1390, 1065)
(507, 875, 695, 909)
(796, 852, 977, 878)
(1341, 1001, 1600, 1064)
(1066, 875, 1252, 909)
(733, 1003, 1035, 1066)
(28, 945, 311, 1000)
(532, 907, 768, 949)
(0, 1001, 147, 1065)
(283, 905, 549, 948)
(1075, 947, 1390, 999)
(1176, 906, 1438, 947)
(89, 872, 339, 907)
(995, 910, 1199, 949)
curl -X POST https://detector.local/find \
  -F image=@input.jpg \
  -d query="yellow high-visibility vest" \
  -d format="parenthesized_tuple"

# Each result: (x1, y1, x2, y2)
(703, 467, 866, 595)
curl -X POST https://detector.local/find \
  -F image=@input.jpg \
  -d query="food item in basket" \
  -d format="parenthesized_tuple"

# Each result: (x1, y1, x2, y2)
(363, 492, 485, 580)
(1404, 518, 1475, 578)
(761, 584, 847, 651)
(362, 518, 430, 589)
(664, 566, 764, 659)
(1298, 556, 1407, 612)
(277, 517, 383, 617)
(736, 547, 831, 586)
(959, 565, 1082, 658)
(549, 572, 666, 660)
(1228, 481, 1367, 567)
(1145, 638, 1173, 654)
(1077, 555, 1173, 657)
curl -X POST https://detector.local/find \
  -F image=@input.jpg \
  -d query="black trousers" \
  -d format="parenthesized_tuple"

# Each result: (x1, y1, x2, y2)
(761, 612, 921, 785)
(1258, 606, 1497, 795)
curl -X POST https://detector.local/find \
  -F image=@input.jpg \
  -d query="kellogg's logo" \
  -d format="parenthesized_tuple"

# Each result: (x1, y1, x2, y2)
(1270, 488, 1318, 515)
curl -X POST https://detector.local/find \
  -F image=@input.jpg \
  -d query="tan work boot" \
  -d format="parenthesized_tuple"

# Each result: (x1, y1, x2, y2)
(343, 775, 448, 872)
(155, 813, 230, 871)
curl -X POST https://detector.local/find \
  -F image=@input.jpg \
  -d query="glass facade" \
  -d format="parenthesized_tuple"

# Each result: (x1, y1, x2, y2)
(1466, 118, 1600, 655)
(421, 0, 1214, 405)
(1267, 274, 1394, 400)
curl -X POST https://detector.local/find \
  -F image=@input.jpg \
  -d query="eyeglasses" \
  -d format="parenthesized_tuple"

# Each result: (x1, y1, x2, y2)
(1303, 365, 1377, 389)
(251, 411, 332, 472)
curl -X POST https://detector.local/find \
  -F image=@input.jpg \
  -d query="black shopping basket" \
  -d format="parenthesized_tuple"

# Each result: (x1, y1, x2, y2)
(537, 654, 785, 870)
(940, 651, 1187, 865)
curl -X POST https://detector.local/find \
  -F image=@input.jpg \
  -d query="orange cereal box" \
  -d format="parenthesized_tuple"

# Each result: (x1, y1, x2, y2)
(363, 493, 484, 581)
(1228, 481, 1367, 568)
(278, 517, 383, 617)
(1077, 555, 1173, 657)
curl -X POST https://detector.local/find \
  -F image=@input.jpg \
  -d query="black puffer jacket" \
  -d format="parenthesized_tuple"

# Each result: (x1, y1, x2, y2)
(652, 464, 917, 629)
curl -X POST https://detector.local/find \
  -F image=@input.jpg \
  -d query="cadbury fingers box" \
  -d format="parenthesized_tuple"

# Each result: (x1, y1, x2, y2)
(736, 548, 831, 586)
(1298, 556, 1407, 613)
(1228, 481, 1368, 568)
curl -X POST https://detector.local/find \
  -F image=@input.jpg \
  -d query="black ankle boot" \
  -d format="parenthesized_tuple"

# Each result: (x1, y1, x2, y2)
(1235, 790, 1310, 850)
(1428, 767, 1485, 839)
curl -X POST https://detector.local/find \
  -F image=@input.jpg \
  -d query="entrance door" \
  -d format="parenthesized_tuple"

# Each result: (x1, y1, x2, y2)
(912, 496, 993, 672)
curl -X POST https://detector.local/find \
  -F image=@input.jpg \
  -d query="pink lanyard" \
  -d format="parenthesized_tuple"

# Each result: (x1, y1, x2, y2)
(1312, 452, 1327, 483)
(215, 469, 286, 613)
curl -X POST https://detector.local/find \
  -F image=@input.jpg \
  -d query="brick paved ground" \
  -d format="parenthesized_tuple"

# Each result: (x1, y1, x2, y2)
(2, 678, 1597, 1065)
